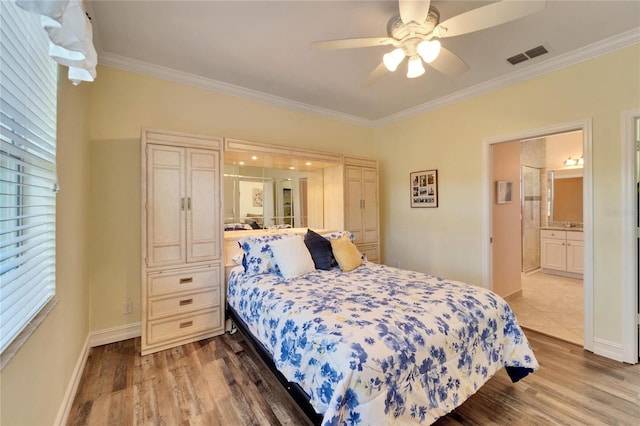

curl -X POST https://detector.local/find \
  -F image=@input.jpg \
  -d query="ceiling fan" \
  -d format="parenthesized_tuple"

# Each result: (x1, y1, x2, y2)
(311, 0, 547, 86)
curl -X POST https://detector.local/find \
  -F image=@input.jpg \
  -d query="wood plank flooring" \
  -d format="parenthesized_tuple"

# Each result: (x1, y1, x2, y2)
(67, 329, 640, 425)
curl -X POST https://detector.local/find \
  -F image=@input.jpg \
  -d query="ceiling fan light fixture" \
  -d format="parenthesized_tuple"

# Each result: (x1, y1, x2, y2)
(383, 48, 405, 72)
(406, 56, 425, 78)
(417, 40, 441, 63)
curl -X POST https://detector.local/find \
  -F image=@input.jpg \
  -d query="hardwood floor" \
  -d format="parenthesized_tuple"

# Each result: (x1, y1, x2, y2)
(67, 330, 640, 425)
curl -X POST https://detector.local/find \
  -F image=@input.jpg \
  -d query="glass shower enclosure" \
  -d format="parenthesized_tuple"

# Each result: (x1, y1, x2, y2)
(522, 165, 543, 272)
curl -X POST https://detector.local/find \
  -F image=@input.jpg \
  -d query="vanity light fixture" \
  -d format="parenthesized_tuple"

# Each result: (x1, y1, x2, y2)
(564, 157, 577, 166)
(564, 156, 584, 167)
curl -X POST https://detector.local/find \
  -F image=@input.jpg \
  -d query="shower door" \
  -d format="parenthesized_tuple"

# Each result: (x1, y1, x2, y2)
(522, 166, 543, 272)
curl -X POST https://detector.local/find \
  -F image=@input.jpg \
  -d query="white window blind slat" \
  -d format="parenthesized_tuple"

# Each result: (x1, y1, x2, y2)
(0, 24, 56, 136)
(0, 94, 56, 153)
(0, 0, 58, 355)
(1, 117, 56, 163)
(0, 277, 54, 350)
(1, 255, 54, 301)
(1, 229, 53, 263)
(0, 221, 54, 245)
(1, 246, 54, 290)
(0, 140, 57, 176)
(0, 78, 55, 142)
(1, 7, 57, 107)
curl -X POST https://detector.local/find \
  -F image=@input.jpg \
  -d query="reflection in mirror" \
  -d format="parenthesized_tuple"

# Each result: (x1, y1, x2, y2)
(547, 170, 583, 223)
(224, 164, 315, 230)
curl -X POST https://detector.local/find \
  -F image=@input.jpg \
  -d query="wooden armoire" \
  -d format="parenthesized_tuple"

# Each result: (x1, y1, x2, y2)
(140, 129, 225, 355)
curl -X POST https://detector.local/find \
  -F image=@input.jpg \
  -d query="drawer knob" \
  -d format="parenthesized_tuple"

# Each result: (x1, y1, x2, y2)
(179, 320, 193, 328)
(179, 277, 193, 284)
(179, 298, 193, 306)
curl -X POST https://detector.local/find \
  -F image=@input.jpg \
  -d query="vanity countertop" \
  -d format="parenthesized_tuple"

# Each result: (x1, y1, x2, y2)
(541, 226, 583, 232)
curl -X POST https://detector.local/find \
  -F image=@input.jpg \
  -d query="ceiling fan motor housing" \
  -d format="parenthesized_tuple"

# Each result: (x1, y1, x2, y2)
(387, 6, 440, 40)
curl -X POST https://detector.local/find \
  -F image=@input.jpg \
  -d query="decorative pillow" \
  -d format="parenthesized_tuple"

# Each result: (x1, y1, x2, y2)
(238, 234, 294, 276)
(270, 235, 316, 279)
(330, 235, 363, 272)
(304, 229, 334, 270)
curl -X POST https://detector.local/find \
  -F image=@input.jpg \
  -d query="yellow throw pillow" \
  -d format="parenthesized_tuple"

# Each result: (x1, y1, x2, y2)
(330, 235, 362, 272)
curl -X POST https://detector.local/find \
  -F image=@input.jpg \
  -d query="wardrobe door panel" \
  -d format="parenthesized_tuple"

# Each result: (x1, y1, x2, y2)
(187, 149, 220, 263)
(147, 145, 186, 267)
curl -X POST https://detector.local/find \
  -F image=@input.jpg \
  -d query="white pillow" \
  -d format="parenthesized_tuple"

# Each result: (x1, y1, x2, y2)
(270, 234, 316, 279)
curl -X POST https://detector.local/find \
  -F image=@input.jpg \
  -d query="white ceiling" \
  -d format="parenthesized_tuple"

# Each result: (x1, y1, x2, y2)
(86, 1, 640, 126)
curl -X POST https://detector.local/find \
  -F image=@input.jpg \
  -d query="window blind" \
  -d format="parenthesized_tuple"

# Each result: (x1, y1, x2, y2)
(0, 1, 58, 354)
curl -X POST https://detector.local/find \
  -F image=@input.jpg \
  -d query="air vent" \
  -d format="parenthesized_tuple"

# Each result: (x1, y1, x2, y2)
(507, 53, 529, 65)
(506, 44, 550, 66)
(525, 45, 548, 59)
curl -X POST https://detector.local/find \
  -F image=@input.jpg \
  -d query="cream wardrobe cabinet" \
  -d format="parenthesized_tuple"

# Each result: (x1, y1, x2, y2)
(325, 156, 380, 262)
(141, 129, 224, 355)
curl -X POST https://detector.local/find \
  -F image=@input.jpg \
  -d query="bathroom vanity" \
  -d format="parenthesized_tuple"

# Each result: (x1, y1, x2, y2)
(540, 228, 583, 278)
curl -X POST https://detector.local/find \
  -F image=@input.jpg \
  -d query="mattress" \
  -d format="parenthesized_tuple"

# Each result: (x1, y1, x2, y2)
(227, 261, 538, 424)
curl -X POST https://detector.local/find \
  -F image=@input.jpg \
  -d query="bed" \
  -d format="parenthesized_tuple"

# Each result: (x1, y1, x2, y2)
(226, 231, 538, 425)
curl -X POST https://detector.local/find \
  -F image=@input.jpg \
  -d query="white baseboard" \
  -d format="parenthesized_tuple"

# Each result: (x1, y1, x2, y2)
(54, 323, 143, 425)
(88, 322, 142, 347)
(593, 337, 624, 362)
(54, 334, 90, 426)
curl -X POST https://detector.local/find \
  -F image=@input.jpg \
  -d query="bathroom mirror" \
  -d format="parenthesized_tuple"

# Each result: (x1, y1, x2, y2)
(547, 170, 583, 223)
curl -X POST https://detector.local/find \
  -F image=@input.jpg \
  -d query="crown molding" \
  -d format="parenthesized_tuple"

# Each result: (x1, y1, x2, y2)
(98, 52, 372, 128)
(98, 28, 639, 129)
(372, 28, 640, 127)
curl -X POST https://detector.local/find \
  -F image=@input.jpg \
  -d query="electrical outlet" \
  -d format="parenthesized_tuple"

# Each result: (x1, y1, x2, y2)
(122, 300, 133, 315)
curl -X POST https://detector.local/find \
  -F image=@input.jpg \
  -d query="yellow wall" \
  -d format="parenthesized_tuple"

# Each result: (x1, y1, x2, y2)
(0, 75, 92, 424)
(374, 45, 640, 344)
(87, 66, 373, 330)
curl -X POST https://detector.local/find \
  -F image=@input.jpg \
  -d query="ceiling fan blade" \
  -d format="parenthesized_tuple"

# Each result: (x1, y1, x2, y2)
(429, 47, 469, 76)
(399, 0, 431, 24)
(436, 0, 546, 38)
(311, 37, 394, 50)
(362, 61, 389, 88)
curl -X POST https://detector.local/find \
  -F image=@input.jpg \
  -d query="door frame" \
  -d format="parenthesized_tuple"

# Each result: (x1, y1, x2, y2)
(481, 119, 593, 351)
(622, 109, 639, 363)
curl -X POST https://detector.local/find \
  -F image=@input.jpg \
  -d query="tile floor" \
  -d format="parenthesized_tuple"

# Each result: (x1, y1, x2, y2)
(509, 270, 583, 346)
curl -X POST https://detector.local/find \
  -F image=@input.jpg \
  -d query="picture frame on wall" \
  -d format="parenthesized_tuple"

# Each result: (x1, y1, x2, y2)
(410, 169, 438, 208)
(496, 181, 513, 204)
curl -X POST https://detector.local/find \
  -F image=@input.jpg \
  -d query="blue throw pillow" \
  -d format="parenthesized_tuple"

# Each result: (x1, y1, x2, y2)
(304, 229, 334, 270)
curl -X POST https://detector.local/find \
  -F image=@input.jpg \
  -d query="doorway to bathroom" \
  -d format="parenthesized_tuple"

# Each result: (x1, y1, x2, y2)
(488, 122, 591, 349)
(517, 131, 585, 345)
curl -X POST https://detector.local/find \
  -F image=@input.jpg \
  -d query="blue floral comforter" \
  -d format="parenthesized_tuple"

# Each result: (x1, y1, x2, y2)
(227, 262, 539, 425)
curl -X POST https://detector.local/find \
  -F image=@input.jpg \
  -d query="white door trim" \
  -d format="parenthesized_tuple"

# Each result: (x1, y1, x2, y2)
(481, 119, 593, 352)
(622, 109, 639, 364)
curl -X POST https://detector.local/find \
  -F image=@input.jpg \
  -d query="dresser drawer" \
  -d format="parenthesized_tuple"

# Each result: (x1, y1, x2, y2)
(148, 265, 220, 296)
(540, 229, 566, 239)
(148, 288, 220, 320)
(146, 308, 222, 346)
